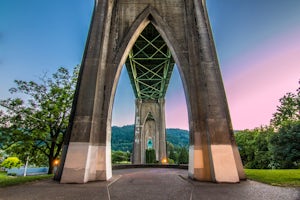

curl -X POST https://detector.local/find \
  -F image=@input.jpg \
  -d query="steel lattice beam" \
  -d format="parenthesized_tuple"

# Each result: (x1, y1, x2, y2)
(126, 23, 175, 100)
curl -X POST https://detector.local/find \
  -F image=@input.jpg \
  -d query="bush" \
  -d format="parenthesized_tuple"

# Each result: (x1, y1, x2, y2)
(269, 121, 300, 169)
(1, 157, 23, 169)
(167, 158, 175, 164)
(145, 149, 156, 163)
(235, 127, 273, 169)
(112, 151, 131, 164)
(177, 147, 188, 164)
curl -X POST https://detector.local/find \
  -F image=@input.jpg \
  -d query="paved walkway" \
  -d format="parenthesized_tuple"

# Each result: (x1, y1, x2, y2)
(0, 168, 299, 200)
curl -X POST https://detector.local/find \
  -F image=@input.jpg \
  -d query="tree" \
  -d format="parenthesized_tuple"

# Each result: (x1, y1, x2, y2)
(111, 151, 131, 164)
(234, 82, 300, 169)
(1, 157, 23, 169)
(269, 121, 300, 169)
(167, 142, 177, 162)
(235, 127, 273, 169)
(145, 149, 156, 163)
(271, 82, 300, 128)
(0, 66, 78, 174)
(268, 82, 300, 169)
(251, 127, 273, 169)
(177, 147, 188, 164)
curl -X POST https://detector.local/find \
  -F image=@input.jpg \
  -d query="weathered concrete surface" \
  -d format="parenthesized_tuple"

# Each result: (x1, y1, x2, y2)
(59, 0, 245, 183)
(1, 169, 299, 200)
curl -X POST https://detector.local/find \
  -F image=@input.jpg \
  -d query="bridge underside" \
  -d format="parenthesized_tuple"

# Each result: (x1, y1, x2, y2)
(126, 23, 174, 100)
(58, 0, 246, 184)
(126, 23, 173, 164)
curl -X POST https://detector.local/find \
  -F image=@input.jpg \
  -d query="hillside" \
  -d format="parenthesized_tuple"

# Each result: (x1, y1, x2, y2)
(111, 125, 189, 152)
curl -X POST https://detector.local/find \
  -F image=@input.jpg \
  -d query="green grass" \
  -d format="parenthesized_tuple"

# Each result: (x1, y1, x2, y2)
(0, 171, 53, 187)
(245, 169, 300, 187)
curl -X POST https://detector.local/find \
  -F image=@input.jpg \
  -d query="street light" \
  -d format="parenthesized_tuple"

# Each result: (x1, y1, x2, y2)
(53, 159, 59, 174)
(161, 158, 168, 164)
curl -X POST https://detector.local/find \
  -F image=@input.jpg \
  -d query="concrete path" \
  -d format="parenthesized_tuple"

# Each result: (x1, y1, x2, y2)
(0, 168, 299, 200)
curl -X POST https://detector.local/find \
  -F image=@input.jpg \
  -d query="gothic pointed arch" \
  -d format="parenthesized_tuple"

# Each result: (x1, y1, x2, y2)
(58, 0, 245, 184)
(110, 5, 190, 102)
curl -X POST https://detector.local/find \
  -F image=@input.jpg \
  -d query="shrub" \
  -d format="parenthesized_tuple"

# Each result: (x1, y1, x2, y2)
(146, 149, 156, 163)
(112, 151, 131, 164)
(168, 158, 175, 164)
(1, 157, 23, 169)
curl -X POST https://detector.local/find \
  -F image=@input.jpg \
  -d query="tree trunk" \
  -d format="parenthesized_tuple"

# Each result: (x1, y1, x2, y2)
(48, 156, 53, 174)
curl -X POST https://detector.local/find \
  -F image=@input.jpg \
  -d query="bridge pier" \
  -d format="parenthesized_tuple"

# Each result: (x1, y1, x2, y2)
(57, 0, 245, 184)
(133, 99, 167, 164)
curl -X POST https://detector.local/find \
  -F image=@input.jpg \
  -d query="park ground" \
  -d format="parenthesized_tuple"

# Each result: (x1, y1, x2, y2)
(0, 168, 299, 200)
(1, 168, 300, 187)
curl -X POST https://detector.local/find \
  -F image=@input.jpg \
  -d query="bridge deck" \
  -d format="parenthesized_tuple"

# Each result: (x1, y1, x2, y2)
(126, 23, 174, 100)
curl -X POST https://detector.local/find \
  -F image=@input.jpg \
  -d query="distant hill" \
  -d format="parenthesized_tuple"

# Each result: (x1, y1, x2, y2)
(166, 128, 189, 147)
(111, 125, 135, 152)
(111, 125, 189, 152)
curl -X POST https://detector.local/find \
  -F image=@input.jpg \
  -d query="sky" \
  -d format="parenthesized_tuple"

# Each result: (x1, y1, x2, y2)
(0, 0, 299, 130)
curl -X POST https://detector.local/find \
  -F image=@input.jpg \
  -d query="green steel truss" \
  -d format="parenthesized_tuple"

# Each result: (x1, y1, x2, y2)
(126, 23, 175, 100)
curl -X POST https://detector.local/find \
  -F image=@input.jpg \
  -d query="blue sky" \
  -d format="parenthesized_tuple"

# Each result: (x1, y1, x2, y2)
(1, 0, 300, 130)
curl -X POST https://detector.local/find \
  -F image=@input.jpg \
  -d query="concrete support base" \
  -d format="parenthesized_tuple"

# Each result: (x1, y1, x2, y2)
(60, 142, 112, 183)
(189, 144, 241, 183)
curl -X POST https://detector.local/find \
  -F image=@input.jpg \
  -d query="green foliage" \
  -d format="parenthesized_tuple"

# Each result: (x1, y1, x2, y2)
(253, 129, 273, 168)
(235, 127, 273, 169)
(271, 83, 299, 128)
(269, 121, 300, 169)
(111, 126, 189, 164)
(111, 125, 134, 152)
(235, 83, 300, 169)
(0, 150, 5, 162)
(166, 129, 189, 147)
(245, 169, 300, 187)
(236, 128, 272, 168)
(177, 147, 188, 164)
(111, 151, 131, 164)
(145, 149, 156, 163)
(0, 66, 79, 173)
(7, 172, 17, 176)
(1, 157, 23, 169)
(167, 158, 175, 164)
(167, 142, 177, 162)
(236, 123, 300, 169)
(111, 125, 189, 153)
(0, 171, 53, 187)
(235, 130, 257, 167)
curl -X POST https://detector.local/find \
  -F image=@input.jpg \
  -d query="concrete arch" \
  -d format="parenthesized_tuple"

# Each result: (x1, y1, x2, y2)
(59, 0, 245, 184)
(106, 8, 187, 166)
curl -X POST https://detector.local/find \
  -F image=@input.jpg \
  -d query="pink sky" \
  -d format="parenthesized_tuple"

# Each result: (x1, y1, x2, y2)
(165, 28, 300, 130)
(223, 28, 300, 130)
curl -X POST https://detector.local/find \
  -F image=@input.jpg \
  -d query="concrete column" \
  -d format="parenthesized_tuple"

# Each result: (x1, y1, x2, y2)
(158, 98, 167, 163)
(188, 0, 245, 182)
(133, 99, 142, 164)
(59, 0, 114, 183)
(133, 99, 167, 164)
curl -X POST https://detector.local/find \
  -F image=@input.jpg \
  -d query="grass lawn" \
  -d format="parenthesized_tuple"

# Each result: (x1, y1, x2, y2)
(0, 171, 53, 187)
(244, 169, 300, 187)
